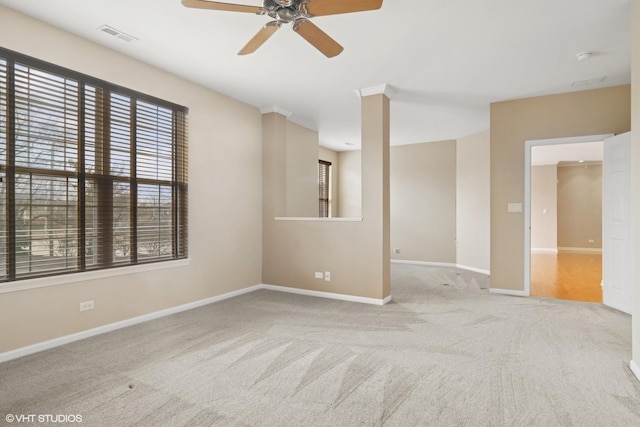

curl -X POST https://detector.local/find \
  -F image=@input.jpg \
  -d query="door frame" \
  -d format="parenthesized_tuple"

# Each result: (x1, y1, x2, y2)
(523, 134, 613, 297)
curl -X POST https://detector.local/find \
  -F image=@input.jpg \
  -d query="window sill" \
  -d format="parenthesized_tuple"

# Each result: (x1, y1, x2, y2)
(0, 258, 191, 294)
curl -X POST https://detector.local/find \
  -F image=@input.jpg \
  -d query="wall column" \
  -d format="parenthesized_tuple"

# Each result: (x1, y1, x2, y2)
(358, 85, 393, 298)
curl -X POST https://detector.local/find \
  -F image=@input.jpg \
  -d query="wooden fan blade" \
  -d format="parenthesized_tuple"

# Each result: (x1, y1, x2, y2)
(181, 0, 262, 14)
(238, 21, 281, 55)
(293, 19, 343, 58)
(305, 0, 383, 17)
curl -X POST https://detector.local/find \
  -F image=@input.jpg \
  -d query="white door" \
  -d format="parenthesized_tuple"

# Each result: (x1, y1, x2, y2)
(603, 132, 632, 314)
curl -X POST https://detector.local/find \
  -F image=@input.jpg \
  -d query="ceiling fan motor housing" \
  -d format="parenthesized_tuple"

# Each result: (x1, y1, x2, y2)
(276, 8, 298, 21)
(270, 0, 303, 7)
(265, 0, 308, 22)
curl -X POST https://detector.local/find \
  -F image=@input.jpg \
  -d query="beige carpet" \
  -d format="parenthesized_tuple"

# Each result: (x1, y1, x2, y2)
(1, 264, 639, 426)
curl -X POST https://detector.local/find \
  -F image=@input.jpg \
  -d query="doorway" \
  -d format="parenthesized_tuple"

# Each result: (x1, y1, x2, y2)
(524, 134, 612, 303)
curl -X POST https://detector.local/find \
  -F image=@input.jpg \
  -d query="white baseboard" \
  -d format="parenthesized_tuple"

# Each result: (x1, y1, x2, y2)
(261, 284, 391, 306)
(631, 360, 640, 382)
(489, 288, 527, 297)
(391, 259, 457, 268)
(558, 247, 602, 254)
(455, 264, 490, 275)
(0, 283, 392, 364)
(391, 259, 490, 276)
(531, 248, 558, 254)
(0, 284, 262, 364)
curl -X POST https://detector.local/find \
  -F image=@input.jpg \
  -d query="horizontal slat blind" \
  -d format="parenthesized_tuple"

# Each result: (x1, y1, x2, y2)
(13, 64, 80, 278)
(0, 47, 188, 284)
(137, 101, 175, 262)
(318, 160, 331, 217)
(14, 65, 79, 172)
(0, 58, 7, 280)
(137, 101, 173, 181)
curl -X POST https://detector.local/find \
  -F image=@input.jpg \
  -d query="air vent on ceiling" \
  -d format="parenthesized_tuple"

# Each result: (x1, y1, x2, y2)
(97, 25, 138, 43)
(571, 76, 606, 87)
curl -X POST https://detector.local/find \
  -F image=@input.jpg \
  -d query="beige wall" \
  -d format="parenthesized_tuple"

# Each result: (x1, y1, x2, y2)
(286, 122, 318, 217)
(336, 140, 457, 265)
(391, 140, 457, 264)
(319, 146, 339, 218)
(263, 115, 323, 218)
(262, 113, 287, 218)
(337, 150, 362, 218)
(0, 7, 263, 353)
(530, 165, 558, 251)
(557, 164, 602, 249)
(631, 0, 639, 375)
(490, 85, 631, 292)
(456, 130, 490, 272)
(263, 94, 390, 300)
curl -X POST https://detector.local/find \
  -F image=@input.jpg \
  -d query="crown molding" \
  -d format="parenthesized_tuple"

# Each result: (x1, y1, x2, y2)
(259, 104, 317, 131)
(259, 104, 293, 118)
(354, 84, 397, 99)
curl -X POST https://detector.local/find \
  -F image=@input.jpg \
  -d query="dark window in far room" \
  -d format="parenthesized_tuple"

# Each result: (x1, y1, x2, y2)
(318, 160, 331, 217)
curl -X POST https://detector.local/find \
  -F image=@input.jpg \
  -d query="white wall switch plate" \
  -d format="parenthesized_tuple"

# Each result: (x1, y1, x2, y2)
(324, 271, 331, 281)
(79, 300, 94, 311)
(508, 203, 523, 213)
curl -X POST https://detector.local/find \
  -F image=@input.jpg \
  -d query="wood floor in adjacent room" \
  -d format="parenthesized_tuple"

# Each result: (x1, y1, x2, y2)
(531, 252, 602, 303)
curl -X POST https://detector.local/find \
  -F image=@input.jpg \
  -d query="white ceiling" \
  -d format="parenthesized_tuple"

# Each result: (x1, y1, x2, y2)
(0, 0, 631, 151)
(531, 141, 603, 166)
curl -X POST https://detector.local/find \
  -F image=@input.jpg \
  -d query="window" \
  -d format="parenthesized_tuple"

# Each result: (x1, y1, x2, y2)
(0, 48, 188, 283)
(318, 160, 331, 217)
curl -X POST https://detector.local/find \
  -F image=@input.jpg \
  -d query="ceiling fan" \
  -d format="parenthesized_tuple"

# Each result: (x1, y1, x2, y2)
(181, 0, 383, 58)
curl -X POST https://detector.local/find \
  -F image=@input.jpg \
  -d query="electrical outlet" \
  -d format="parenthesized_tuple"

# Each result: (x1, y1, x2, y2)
(314, 272, 323, 279)
(324, 271, 331, 282)
(79, 300, 94, 312)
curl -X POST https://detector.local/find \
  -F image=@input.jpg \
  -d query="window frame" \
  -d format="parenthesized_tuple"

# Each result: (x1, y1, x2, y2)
(318, 159, 331, 218)
(0, 47, 188, 284)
